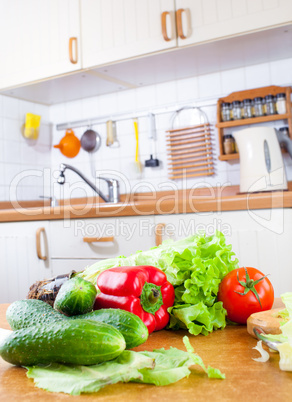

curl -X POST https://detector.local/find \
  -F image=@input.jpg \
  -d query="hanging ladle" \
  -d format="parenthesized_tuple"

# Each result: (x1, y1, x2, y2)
(81, 128, 102, 177)
(80, 128, 101, 153)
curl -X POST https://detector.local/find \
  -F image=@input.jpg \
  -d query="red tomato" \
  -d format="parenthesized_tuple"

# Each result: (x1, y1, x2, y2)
(217, 267, 274, 324)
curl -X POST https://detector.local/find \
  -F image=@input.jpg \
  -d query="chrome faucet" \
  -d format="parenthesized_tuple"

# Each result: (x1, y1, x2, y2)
(57, 163, 120, 203)
(39, 195, 59, 207)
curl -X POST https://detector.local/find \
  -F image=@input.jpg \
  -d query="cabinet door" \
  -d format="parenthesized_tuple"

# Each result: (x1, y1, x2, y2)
(0, 221, 51, 303)
(0, 0, 81, 90)
(154, 209, 292, 297)
(81, 0, 176, 68)
(176, 0, 292, 46)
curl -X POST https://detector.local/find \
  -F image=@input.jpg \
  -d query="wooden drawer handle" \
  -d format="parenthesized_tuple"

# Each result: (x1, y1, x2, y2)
(155, 223, 165, 247)
(36, 227, 47, 261)
(161, 11, 172, 42)
(69, 37, 78, 64)
(176, 8, 187, 39)
(83, 236, 114, 243)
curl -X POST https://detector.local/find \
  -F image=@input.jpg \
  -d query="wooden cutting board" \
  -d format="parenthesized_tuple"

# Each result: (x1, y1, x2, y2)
(247, 308, 285, 338)
(2, 303, 292, 401)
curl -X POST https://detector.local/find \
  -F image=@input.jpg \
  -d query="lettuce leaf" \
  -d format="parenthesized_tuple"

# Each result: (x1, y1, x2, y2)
(265, 292, 292, 344)
(281, 293, 292, 315)
(279, 292, 292, 322)
(25, 337, 225, 395)
(137, 347, 195, 386)
(264, 292, 292, 371)
(272, 312, 292, 371)
(77, 232, 238, 335)
(168, 301, 227, 336)
(136, 337, 225, 385)
(26, 351, 154, 396)
(182, 336, 225, 379)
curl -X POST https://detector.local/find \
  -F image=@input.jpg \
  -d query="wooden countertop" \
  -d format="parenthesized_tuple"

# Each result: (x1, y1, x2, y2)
(1, 183, 292, 223)
(0, 303, 292, 401)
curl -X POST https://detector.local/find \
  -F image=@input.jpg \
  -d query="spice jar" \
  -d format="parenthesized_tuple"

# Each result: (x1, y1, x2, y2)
(232, 101, 242, 120)
(223, 134, 235, 154)
(276, 93, 287, 114)
(254, 97, 264, 117)
(243, 99, 253, 119)
(221, 102, 231, 122)
(265, 95, 277, 115)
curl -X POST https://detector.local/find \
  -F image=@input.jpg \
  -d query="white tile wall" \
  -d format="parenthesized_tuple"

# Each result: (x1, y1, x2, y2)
(245, 63, 271, 89)
(1, 56, 292, 202)
(0, 95, 51, 201)
(270, 58, 292, 86)
(221, 68, 246, 95)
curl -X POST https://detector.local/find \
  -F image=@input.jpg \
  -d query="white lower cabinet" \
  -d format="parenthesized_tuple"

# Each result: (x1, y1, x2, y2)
(155, 209, 292, 297)
(49, 216, 156, 276)
(0, 221, 51, 303)
(2, 209, 290, 303)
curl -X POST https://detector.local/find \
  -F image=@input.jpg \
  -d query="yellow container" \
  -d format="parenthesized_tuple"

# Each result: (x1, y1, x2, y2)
(22, 113, 41, 140)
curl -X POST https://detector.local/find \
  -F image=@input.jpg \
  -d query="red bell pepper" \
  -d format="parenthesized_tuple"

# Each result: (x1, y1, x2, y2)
(94, 265, 175, 334)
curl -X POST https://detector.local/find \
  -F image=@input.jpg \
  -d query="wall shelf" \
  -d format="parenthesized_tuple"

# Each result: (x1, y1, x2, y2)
(217, 113, 291, 129)
(216, 85, 292, 161)
(219, 153, 239, 161)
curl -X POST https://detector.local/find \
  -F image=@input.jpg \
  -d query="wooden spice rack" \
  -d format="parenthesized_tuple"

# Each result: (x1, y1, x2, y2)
(216, 85, 292, 161)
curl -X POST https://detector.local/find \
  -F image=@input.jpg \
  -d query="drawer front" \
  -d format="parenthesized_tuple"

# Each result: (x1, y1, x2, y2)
(50, 216, 155, 259)
(51, 259, 102, 277)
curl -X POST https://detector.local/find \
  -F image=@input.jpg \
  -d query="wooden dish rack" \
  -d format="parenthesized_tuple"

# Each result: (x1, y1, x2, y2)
(166, 123, 214, 180)
(216, 85, 292, 161)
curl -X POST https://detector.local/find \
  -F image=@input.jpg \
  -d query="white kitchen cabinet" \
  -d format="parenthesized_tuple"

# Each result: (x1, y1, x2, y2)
(1, 1, 291, 97)
(81, 0, 177, 68)
(81, 0, 292, 69)
(50, 215, 156, 261)
(0, 0, 81, 90)
(176, 0, 292, 47)
(0, 221, 51, 303)
(155, 209, 292, 297)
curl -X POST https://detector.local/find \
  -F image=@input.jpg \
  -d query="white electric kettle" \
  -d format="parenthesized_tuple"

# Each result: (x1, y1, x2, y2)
(233, 127, 288, 193)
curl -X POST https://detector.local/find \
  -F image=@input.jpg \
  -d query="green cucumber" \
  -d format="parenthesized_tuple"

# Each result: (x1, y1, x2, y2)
(7, 301, 148, 350)
(0, 319, 125, 366)
(73, 308, 148, 349)
(54, 277, 97, 316)
(6, 299, 68, 330)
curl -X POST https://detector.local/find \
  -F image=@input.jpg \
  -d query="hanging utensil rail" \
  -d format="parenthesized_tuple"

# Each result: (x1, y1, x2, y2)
(56, 100, 216, 131)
